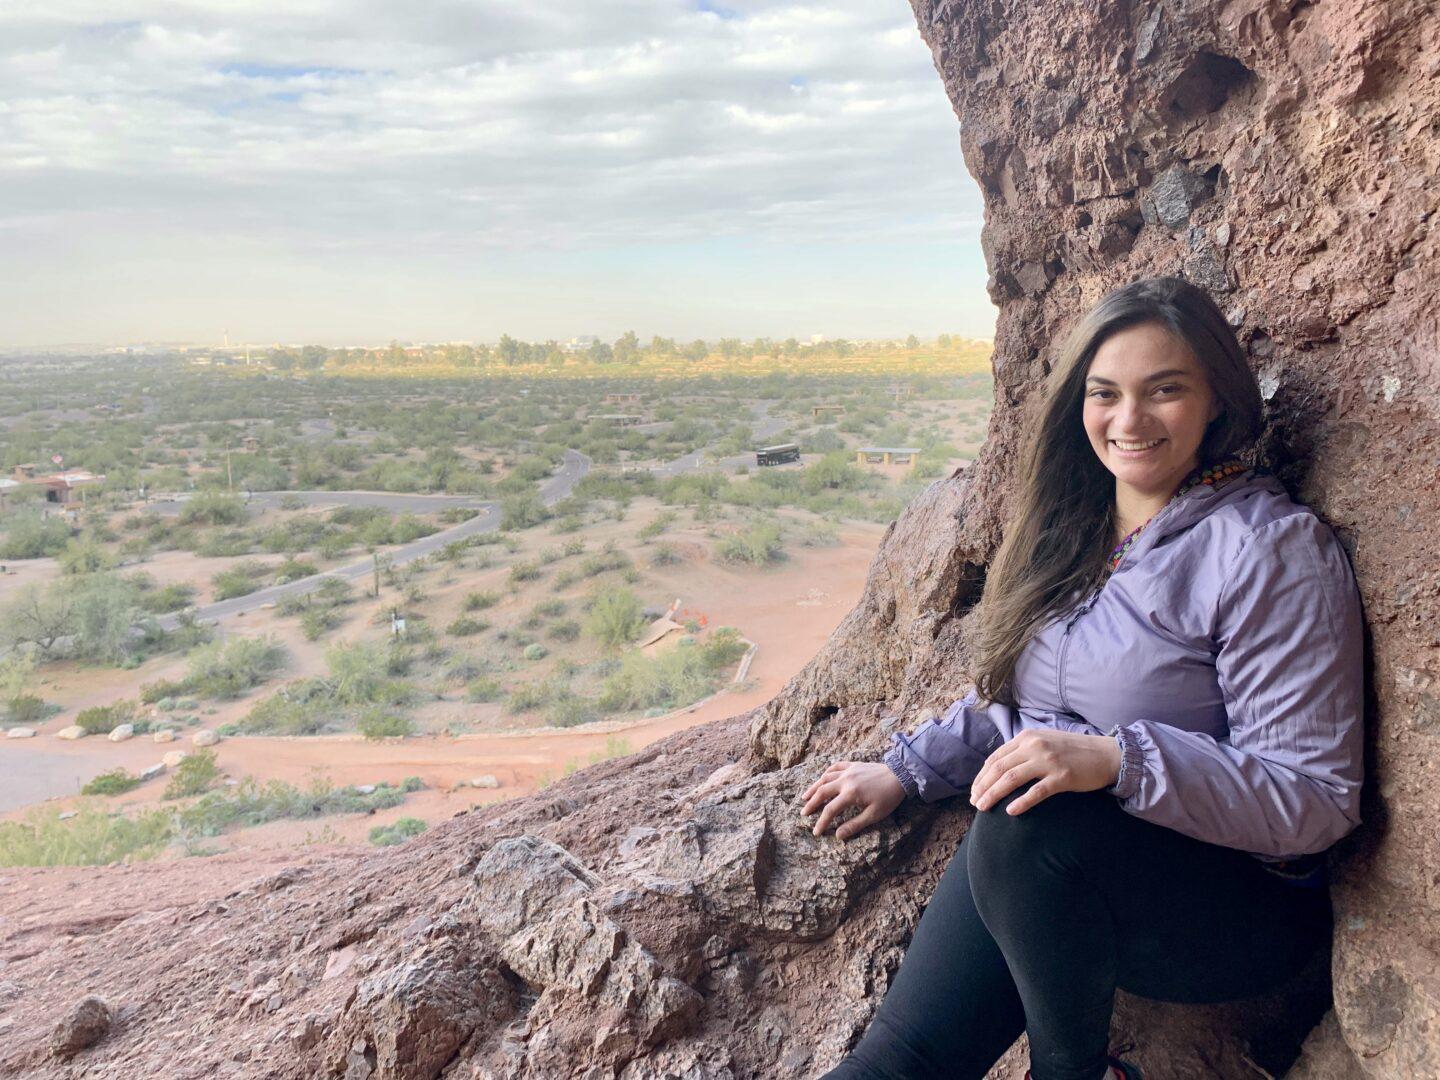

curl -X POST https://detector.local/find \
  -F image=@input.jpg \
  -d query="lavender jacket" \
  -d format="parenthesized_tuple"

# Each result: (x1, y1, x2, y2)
(884, 467, 1365, 868)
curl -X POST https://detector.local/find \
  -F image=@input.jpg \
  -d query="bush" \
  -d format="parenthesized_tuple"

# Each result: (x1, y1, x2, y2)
(357, 710, 414, 740)
(5, 694, 48, 726)
(275, 557, 318, 583)
(447, 616, 489, 637)
(0, 805, 172, 867)
(179, 493, 248, 526)
(81, 768, 142, 796)
(0, 511, 72, 559)
(183, 636, 289, 699)
(75, 701, 137, 735)
(546, 692, 599, 728)
(164, 749, 221, 799)
(523, 643, 548, 661)
(178, 776, 407, 836)
(508, 561, 541, 584)
(547, 619, 581, 642)
(505, 683, 549, 713)
(212, 560, 268, 601)
(715, 522, 786, 566)
(596, 628, 748, 713)
(300, 606, 343, 641)
(501, 493, 549, 531)
(400, 776, 423, 793)
(466, 678, 503, 703)
(140, 678, 186, 705)
(369, 817, 427, 847)
(532, 599, 566, 618)
(584, 584, 647, 649)
(650, 543, 682, 567)
(137, 582, 196, 614)
(463, 590, 499, 611)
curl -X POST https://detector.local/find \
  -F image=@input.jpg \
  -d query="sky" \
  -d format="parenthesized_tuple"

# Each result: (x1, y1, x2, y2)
(0, 1, 993, 349)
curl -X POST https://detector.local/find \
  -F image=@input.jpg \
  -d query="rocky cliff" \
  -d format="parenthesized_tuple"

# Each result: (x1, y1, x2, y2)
(2, 1, 1436, 1077)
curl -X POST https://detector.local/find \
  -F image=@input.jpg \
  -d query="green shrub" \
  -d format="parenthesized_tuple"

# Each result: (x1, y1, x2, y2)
(212, 560, 267, 601)
(547, 619, 581, 642)
(650, 543, 682, 567)
(546, 692, 599, 728)
(523, 643, 548, 661)
(275, 557, 318, 583)
(447, 616, 489, 637)
(0, 511, 73, 559)
(183, 636, 289, 699)
(300, 606, 343, 641)
(463, 590, 499, 611)
(75, 701, 137, 735)
(81, 769, 142, 796)
(140, 679, 186, 705)
(357, 709, 415, 740)
(583, 584, 647, 649)
(505, 683, 549, 713)
(164, 749, 221, 799)
(179, 493, 248, 526)
(596, 628, 748, 713)
(532, 599, 566, 618)
(715, 522, 786, 566)
(369, 817, 427, 847)
(137, 582, 196, 614)
(508, 561, 541, 584)
(466, 678, 503, 703)
(0, 805, 172, 867)
(400, 776, 423, 793)
(5, 694, 48, 726)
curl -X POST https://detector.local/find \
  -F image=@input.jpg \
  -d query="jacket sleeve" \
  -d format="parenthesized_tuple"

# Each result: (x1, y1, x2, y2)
(1108, 513, 1365, 857)
(883, 690, 1106, 803)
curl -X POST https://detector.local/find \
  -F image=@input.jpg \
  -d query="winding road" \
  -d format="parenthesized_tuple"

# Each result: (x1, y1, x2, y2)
(161, 449, 590, 627)
(164, 400, 790, 628)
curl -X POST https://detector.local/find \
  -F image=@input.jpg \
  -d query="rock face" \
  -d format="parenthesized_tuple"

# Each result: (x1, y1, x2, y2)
(0, 3, 1434, 1077)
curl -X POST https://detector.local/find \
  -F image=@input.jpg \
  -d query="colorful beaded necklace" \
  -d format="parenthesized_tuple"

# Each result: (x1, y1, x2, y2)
(1105, 458, 1248, 573)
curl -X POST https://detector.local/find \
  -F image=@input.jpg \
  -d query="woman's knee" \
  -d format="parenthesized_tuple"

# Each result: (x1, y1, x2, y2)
(967, 782, 1112, 881)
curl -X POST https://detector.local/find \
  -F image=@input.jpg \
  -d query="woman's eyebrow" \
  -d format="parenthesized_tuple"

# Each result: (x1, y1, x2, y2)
(1085, 368, 1191, 385)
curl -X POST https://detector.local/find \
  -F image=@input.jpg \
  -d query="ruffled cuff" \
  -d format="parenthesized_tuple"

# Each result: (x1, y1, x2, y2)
(1107, 725, 1144, 801)
(884, 744, 920, 800)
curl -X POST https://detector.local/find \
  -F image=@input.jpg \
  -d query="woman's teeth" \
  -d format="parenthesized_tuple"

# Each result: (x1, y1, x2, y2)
(1112, 439, 1164, 451)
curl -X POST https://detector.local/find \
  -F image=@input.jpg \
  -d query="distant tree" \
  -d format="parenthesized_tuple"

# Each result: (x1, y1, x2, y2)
(300, 345, 328, 371)
(649, 336, 677, 356)
(0, 583, 76, 656)
(587, 340, 614, 364)
(905, 334, 920, 349)
(684, 339, 709, 361)
(584, 584, 647, 650)
(716, 338, 742, 359)
(936, 333, 952, 348)
(613, 330, 640, 363)
(501, 492, 549, 530)
(781, 338, 800, 357)
(498, 334, 520, 365)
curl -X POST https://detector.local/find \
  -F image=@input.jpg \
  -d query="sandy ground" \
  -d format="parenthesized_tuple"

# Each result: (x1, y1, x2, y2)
(1, 519, 884, 853)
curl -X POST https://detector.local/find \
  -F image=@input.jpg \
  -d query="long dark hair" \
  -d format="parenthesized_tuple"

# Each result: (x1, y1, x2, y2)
(969, 276, 1264, 706)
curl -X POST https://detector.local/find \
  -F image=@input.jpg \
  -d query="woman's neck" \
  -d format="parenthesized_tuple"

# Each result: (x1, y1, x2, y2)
(1113, 476, 1188, 540)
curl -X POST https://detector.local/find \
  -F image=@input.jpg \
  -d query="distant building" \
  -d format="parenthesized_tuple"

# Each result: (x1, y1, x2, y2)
(604, 392, 642, 405)
(855, 447, 919, 468)
(588, 414, 644, 428)
(33, 470, 105, 504)
(564, 336, 600, 352)
(241, 435, 260, 452)
(811, 404, 846, 419)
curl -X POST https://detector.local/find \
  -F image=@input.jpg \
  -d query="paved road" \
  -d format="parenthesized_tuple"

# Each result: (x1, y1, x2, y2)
(146, 490, 489, 517)
(648, 401, 788, 478)
(164, 449, 590, 627)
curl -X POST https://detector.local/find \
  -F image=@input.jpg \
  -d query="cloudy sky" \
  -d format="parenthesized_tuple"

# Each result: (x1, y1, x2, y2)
(0, 1, 991, 348)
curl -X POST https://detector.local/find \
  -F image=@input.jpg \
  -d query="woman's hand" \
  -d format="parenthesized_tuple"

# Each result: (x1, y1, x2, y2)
(970, 729, 1122, 815)
(800, 761, 906, 841)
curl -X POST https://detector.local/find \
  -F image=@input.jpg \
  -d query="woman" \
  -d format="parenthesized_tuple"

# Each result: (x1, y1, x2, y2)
(803, 277, 1365, 1080)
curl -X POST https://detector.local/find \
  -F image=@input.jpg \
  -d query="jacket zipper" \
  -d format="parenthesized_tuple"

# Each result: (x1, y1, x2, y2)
(1055, 586, 1102, 712)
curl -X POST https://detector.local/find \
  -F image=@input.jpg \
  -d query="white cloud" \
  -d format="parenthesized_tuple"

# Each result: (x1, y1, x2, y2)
(0, 1, 989, 344)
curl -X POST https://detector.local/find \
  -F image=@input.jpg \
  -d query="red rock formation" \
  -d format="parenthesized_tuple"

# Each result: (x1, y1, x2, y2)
(0, 2, 1434, 1077)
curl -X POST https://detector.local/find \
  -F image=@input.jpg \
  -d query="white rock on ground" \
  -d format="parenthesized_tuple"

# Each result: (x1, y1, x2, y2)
(356, 784, 376, 795)
(140, 763, 166, 781)
(162, 750, 187, 768)
(192, 730, 219, 747)
(469, 775, 501, 789)
(5, 727, 35, 739)
(55, 726, 86, 740)
(153, 729, 177, 743)
(107, 724, 134, 743)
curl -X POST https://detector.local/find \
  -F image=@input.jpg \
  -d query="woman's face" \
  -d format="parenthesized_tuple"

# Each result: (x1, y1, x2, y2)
(1081, 322, 1221, 497)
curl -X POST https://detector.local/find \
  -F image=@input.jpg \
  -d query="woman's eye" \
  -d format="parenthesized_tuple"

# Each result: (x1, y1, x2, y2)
(1154, 384, 1181, 396)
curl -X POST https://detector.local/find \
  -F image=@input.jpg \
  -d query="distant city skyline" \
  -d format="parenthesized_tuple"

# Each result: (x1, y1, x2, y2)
(0, 2, 992, 349)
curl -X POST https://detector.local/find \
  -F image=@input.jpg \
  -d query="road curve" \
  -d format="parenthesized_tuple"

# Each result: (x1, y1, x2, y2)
(164, 449, 591, 627)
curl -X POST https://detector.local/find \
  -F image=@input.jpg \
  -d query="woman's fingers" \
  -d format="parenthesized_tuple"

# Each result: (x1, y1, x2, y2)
(800, 779, 841, 818)
(811, 785, 857, 836)
(834, 802, 884, 842)
(972, 757, 1043, 812)
(1003, 776, 1058, 816)
(802, 761, 849, 802)
(970, 747, 1024, 806)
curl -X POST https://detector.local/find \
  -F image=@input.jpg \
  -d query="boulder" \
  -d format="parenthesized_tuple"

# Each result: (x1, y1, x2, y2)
(468, 775, 501, 789)
(107, 724, 134, 743)
(153, 729, 177, 744)
(5, 727, 35, 739)
(192, 729, 219, 747)
(55, 726, 86, 741)
(162, 750, 187, 768)
(140, 763, 166, 782)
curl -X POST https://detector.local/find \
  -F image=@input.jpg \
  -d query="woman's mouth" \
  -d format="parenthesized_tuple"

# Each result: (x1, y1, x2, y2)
(1110, 437, 1165, 458)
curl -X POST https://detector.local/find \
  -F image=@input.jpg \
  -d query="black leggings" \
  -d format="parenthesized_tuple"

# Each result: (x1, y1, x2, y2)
(821, 781, 1332, 1080)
